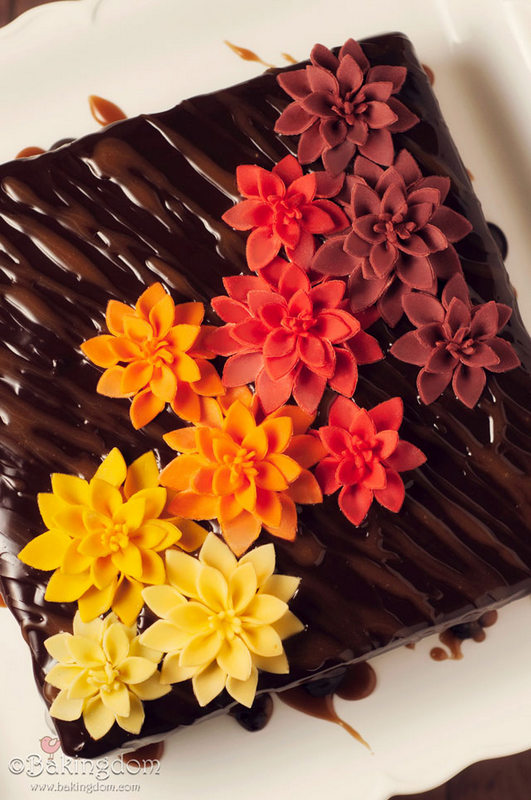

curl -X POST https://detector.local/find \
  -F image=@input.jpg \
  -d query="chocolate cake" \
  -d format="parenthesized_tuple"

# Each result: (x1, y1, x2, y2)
(0, 32, 530, 758)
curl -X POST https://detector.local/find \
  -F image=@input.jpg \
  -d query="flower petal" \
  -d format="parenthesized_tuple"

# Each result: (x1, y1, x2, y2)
(49, 690, 84, 722)
(142, 584, 186, 618)
(116, 692, 145, 735)
(192, 661, 227, 706)
(217, 637, 252, 681)
(226, 665, 258, 708)
(199, 531, 237, 579)
(338, 484, 373, 526)
(241, 625, 283, 657)
(19, 529, 72, 571)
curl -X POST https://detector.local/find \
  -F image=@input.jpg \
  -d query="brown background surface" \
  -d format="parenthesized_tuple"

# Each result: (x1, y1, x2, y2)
(1, 1, 529, 797)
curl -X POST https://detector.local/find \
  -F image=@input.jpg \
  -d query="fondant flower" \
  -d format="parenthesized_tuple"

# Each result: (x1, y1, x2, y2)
(315, 396, 426, 525)
(275, 38, 419, 175)
(19, 448, 206, 626)
(160, 399, 324, 555)
(141, 533, 303, 708)
(45, 612, 169, 740)
(312, 151, 472, 326)
(221, 155, 348, 270)
(209, 260, 382, 413)
(81, 282, 223, 429)
(390, 274, 520, 407)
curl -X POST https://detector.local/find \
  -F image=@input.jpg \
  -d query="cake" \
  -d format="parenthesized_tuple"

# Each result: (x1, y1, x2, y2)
(0, 32, 530, 758)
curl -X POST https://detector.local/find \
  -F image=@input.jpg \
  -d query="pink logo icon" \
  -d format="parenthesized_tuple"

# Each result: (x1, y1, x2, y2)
(40, 736, 61, 759)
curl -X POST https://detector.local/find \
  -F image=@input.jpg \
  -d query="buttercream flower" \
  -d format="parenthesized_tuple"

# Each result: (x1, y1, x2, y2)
(45, 612, 169, 740)
(312, 151, 472, 326)
(209, 261, 382, 413)
(221, 155, 348, 270)
(275, 38, 419, 175)
(19, 448, 206, 625)
(390, 274, 520, 407)
(160, 399, 324, 555)
(316, 396, 426, 525)
(81, 282, 223, 429)
(141, 533, 303, 708)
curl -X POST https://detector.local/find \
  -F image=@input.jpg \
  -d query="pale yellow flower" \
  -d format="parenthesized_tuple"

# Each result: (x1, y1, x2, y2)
(45, 611, 170, 741)
(140, 532, 304, 708)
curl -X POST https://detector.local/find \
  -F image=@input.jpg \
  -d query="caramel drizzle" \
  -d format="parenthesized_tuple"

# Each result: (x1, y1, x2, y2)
(88, 95, 127, 127)
(224, 41, 298, 68)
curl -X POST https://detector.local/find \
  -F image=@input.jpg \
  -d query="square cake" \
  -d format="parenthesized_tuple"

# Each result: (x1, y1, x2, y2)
(0, 32, 530, 758)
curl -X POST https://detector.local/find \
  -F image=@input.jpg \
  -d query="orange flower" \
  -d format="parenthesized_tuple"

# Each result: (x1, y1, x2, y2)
(81, 283, 223, 429)
(160, 398, 325, 556)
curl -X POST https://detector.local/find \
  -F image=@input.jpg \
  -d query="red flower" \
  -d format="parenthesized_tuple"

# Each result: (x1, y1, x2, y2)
(221, 155, 348, 270)
(390, 274, 520, 407)
(209, 261, 382, 414)
(315, 396, 426, 526)
(312, 150, 472, 326)
(275, 38, 419, 175)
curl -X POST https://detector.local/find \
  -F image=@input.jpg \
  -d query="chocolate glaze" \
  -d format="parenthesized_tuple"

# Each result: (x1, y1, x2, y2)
(230, 693, 274, 732)
(487, 222, 508, 261)
(421, 63, 435, 85)
(122, 741, 164, 766)
(0, 33, 530, 757)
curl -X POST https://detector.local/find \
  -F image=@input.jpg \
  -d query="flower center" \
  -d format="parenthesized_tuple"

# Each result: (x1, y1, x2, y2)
(331, 94, 364, 126)
(140, 337, 175, 367)
(208, 608, 243, 640)
(373, 214, 415, 242)
(442, 327, 475, 357)
(342, 434, 379, 482)
(87, 663, 121, 693)
(268, 194, 303, 225)
(223, 446, 258, 483)
(99, 522, 131, 553)
(282, 312, 315, 334)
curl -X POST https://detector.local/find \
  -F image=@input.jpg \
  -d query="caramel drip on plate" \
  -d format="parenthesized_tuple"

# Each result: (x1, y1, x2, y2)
(89, 95, 127, 127)
(224, 41, 276, 68)
(15, 146, 45, 159)
(281, 53, 298, 64)
(279, 686, 372, 750)
(430, 611, 499, 661)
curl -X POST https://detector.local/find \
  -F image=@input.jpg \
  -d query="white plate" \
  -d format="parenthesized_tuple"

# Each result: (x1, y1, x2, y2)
(0, 1, 530, 798)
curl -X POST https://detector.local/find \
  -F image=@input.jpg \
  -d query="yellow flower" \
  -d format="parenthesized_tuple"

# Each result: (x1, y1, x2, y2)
(140, 532, 304, 708)
(19, 448, 206, 626)
(45, 612, 170, 740)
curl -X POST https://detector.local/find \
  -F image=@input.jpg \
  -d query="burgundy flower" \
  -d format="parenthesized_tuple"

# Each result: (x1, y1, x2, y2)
(312, 150, 473, 326)
(390, 274, 521, 407)
(274, 38, 419, 175)
(221, 155, 348, 270)
(209, 261, 383, 414)
(315, 395, 426, 525)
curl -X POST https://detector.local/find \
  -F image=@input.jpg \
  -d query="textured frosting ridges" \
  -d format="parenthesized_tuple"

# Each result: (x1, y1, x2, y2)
(0, 33, 530, 756)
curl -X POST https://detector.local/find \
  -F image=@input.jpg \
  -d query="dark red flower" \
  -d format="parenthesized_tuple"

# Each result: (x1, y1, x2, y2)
(315, 396, 426, 525)
(312, 150, 472, 326)
(209, 261, 382, 414)
(221, 155, 348, 270)
(275, 38, 419, 175)
(390, 274, 521, 407)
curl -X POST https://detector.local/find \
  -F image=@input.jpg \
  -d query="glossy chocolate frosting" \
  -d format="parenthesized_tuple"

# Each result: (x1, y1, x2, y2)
(0, 33, 530, 757)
